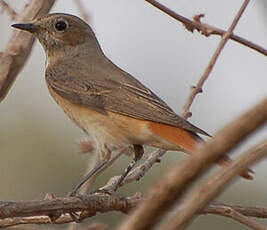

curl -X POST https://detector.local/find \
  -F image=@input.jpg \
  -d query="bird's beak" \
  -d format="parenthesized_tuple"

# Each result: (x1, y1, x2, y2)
(11, 23, 38, 33)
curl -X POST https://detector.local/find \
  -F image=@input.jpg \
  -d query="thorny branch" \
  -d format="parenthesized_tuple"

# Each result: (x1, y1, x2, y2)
(146, 0, 266, 119)
(182, 0, 251, 118)
(145, 0, 267, 57)
(145, 0, 267, 118)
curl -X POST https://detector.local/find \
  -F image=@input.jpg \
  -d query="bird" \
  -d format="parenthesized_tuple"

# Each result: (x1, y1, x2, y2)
(12, 13, 252, 194)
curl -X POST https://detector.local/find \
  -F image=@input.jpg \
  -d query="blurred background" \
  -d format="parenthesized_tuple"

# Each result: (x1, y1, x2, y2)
(1, 0, 266, 229)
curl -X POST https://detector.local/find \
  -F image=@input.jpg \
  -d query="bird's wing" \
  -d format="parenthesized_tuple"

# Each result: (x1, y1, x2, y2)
(46, 64, 209, 136)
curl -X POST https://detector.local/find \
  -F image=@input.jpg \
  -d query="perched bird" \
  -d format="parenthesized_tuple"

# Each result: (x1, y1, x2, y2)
(12, 13, 252, 194)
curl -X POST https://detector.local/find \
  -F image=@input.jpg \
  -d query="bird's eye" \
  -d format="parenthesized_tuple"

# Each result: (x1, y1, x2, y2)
(55, 20, 67, 31)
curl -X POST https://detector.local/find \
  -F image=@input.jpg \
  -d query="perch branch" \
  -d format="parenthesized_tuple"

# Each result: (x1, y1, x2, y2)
(0, 0, 56, 102)
(99, 149, 167, 191)
(116, 97, 267, 230)
(0, 0, 18, 20)
(1, 193, 267, 228)
(159, 139, 267, 230)
(0, 193, 142, 228)
(145, 0, 267, 57)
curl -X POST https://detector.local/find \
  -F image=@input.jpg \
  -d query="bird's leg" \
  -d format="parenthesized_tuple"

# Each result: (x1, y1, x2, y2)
(113, 144, 144, 192)
(68, 146, 111, 196)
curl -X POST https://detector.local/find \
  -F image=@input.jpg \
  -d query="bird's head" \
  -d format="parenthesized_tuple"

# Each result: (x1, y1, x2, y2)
(12, 13, 95, 54)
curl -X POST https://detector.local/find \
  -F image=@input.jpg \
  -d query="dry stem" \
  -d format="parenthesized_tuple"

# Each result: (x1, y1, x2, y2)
(1, 192, 267, 228)
(0, 193, 142, 228)
(182, 0, 251, 118)
(145, 0, 266, 57)
(202, 202, 267, 219)
(99, 149, 167, 191)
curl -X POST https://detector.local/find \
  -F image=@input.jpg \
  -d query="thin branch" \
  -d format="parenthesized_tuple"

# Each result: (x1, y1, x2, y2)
(0, 0, 18, 20)
(159, 139, 267, 230)
(73, 0, 89, 23)
(181, 0, 251, 118)
(201, 202, 267, 219)
(99, 149, 167, 191)
(0, 193, 142, 228)
(1, 193, 267, 229)
(0, 0, 56, 102)
(116, 97, 267, 230)
(145, 0, 267, 57)
(207, 206, 267, 230)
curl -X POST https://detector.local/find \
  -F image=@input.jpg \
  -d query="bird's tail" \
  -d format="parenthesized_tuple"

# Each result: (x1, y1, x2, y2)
(188, 132, 253, 180)
(149, 122, 253, 180)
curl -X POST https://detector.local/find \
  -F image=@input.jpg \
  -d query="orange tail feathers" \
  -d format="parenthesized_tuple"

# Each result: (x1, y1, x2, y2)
(149, 122, 253, 180)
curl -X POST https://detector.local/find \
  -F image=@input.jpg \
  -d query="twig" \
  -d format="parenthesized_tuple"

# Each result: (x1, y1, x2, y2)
(0, 0, 56, 102)
(0, 193, 142, 228)
(99, 149, 167, 191)
(205, 205, 267, 230)
(116, 98, 267, 230)
(73, 0, 89, 23)
(145, 0, 267, 57)
(201, 202, 267, 218)
(0, 0, 18, 20)
(181, 0, 251, 118)
(159, 139, 267, 230)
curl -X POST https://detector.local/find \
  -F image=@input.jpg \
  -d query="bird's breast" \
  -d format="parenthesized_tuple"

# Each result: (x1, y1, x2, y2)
(46, 84, 154, 145)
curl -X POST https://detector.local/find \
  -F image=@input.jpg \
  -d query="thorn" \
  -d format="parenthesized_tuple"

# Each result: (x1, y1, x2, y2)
(193, 14, 205, 23)
(185, 111, 192, 119)
(44, 192, 55, 200)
